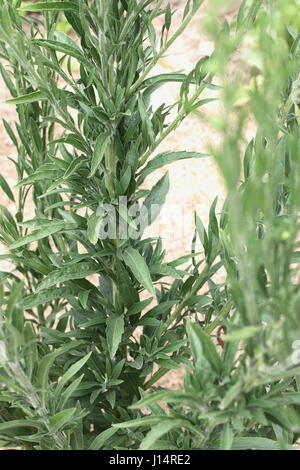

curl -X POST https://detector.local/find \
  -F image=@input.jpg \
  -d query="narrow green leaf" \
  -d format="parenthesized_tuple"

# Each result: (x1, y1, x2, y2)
(150, 263, 183, 279)
(142, 300, 177, 319)
(219, 424, 234, 450)
(3, 119, 18, 148)
(49, 408, 76, 433)
(130, 391, 196, 409)
(58, 375, 84, 411)
(121, 247, 155, 296)
(19, 2, 78, 12)
(0, 64, 17, 97)
(138, 152, 208, 183)
(115, 259, 139, 308)
(113, 416, 169, 428)
(181, 295, 211, 309)
(51, 135, 87, 153)
(16, 171, 62, 187)
(63, 157, 85, 179)
(186, 319, 222, 374)
(0, 174, 14, 202)
(5, 90, 46, 105)
(231, 437, 284, 450)
(55, 352, 92, 398)
(106, 314, 125, 359)
(140, 419, 186, 450)
(36, 262, 99, 292)
(87, 213, 103, 245)
(10, 222, 69, 249)
(89, 427, 119, 450)
(168, 252, 201, 267)
(90, 132, 111, 177)
(127, 297, 153, 315)
(195, 212, 207, 248)
(23, 286, 79, 309)
(0, 420, 41, 433)
(33, 39, 86, 64)
(224, 326, 262, 342)
(36, 341, 84, 404)
(143, 173, 169, 225)
(165, 3, 172, 30)
(220, 380, 242, 410)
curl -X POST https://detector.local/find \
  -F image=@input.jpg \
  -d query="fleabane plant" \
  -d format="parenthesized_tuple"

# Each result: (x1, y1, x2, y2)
(0, 0, 227, 450)
(1, 0, 298, 452)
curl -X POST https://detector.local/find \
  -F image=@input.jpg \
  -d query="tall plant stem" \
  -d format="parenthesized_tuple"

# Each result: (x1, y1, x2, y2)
(129, 0, 205, 95)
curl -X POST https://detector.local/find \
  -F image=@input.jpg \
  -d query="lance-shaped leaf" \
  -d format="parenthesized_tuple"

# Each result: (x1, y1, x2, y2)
(231, 437, 288, 451)
(49, 408, 77, 434)
(220, 380, 242, 410)
(89, 427, 119, 450)
(115, 259, 139, 308)
(18, 2, 78, 12)
(150, 263, 183, 279)
(10, 222, 73, 249)
(186, 319, 222, 374)
(113, 415, 175, 428)
(36, 262, 99, 292)
(36, 340, 84, 406)
(0, 174, 14, 201)
(121, 247, 155, 296)
(142, 73, 199, 100)
(106, 314, 125, 359)
(55, 352, 92, 398)
(87, 213, 104, 245)
(140, 419, 188, 450)
(143, 172, 169, 226)
(224, 325, 262, 342)
(16, 170, 62, 187)
(129, 391, 198, 411)
(90, 132, 111, 177)
(51, 134, 87, 153)
(5, 90, 46, 105)
(138, 151, 208, 183)
(23, 286, 79, 309)
(63, 157, 86, 179)
(142, 73, 195, 89)
(33, 39, 87, 65)
(0, 420, 42, 433)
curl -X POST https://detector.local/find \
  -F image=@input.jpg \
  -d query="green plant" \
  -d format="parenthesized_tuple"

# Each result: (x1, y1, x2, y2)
(1, 0, 300, 451)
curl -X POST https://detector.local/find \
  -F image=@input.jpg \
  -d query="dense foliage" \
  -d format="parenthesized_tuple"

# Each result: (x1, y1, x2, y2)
(0, 0, 300, 450)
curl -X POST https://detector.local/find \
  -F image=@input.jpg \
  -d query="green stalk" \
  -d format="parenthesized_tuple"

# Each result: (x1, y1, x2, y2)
(204, 300, 234, 334)
(129, 0, 205, 95)
(104, 141, 117, 198)
(143, 367, 169, 390)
